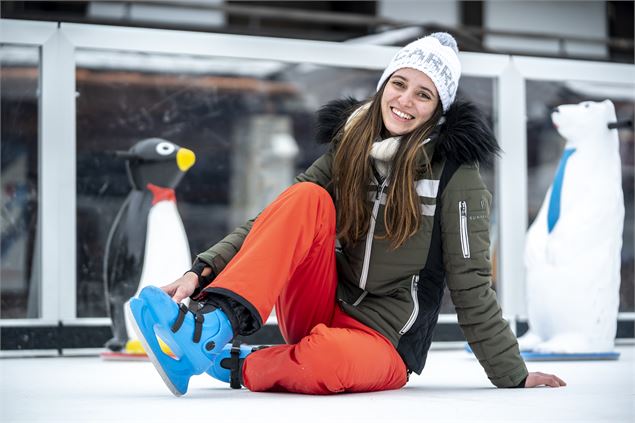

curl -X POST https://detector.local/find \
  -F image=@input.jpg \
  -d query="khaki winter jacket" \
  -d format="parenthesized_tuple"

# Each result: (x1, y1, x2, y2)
(197, 98, 528, 388)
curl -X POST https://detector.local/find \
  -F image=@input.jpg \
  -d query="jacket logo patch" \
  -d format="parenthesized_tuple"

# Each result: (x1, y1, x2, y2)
(469, 214, 487, 221)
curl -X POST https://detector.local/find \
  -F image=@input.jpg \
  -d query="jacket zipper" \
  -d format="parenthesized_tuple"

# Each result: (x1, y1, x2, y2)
(352, 291, 368, 307)
(459, 200, 470, 259)
(399, 275, 420, 335)
(359, 178, 389, 290)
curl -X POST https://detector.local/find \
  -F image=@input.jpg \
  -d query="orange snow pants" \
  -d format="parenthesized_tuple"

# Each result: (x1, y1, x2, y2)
(209, 182, 407, 394)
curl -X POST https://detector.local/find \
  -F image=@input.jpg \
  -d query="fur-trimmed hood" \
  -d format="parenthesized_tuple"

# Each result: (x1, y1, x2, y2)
(315, 97, 501, 166)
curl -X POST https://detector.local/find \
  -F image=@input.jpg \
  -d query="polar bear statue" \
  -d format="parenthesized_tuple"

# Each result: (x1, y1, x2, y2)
(520, 99, 624, 354)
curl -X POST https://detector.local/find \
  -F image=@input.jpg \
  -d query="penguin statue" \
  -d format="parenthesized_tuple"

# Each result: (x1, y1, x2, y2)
(521, 100, 627, 356)
(103, 138, 195, 353)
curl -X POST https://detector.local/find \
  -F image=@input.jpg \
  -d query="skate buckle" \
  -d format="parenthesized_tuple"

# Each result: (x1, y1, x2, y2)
(230, 340, 242, 389)
(193, 312, 205, 343)
(170, 303, 189, 333)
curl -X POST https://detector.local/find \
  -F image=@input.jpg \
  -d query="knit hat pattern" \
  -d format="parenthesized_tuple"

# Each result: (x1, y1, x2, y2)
(376, 32, 462, 112)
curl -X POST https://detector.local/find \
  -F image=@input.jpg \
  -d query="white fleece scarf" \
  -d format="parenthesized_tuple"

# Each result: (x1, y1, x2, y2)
(370, 136, 401, 178)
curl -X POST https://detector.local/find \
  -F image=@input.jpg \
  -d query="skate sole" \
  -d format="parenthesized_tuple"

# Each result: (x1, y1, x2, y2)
(125, 301, 184, 397)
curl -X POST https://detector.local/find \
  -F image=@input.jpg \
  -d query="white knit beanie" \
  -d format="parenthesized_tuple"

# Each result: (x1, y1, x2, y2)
(376, 32, 461, 112)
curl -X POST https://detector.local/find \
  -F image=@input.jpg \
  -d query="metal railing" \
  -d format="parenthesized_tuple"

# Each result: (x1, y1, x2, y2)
(2, 1, 632, 61)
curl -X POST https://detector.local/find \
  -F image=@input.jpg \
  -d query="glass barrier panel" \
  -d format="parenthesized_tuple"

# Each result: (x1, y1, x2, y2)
(75, 50, 500, 318)
(1, 44, 40, 318)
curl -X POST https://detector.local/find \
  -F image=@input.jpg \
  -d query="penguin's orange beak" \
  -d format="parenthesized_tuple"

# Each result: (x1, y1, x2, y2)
(176, 148, 196, 172)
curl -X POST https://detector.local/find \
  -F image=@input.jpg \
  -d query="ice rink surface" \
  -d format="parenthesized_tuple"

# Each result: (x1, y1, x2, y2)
(1, 344, 633, 423)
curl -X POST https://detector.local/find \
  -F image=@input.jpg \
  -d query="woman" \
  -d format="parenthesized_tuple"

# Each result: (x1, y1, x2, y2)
(128, 32, 565, 396)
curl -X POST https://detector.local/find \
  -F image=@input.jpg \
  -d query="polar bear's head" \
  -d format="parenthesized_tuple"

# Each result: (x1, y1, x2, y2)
(551, 100, 617, 145)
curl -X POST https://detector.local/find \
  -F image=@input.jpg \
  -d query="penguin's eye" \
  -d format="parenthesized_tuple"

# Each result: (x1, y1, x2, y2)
(156, 142, 175, 156)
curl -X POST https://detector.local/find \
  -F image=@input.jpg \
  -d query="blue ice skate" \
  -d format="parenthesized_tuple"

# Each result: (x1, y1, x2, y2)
(126, 286, 233, 396)
(206, 342, 268, 389)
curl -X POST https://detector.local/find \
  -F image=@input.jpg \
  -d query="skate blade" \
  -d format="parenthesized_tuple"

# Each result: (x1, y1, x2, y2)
(125, 300, 185, 397)
(100, 351, 149, 361)
(521, 351, 620, 361)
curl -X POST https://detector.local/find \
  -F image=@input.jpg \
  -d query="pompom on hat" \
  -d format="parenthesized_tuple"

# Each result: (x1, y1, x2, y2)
(376, 32, 461, 112)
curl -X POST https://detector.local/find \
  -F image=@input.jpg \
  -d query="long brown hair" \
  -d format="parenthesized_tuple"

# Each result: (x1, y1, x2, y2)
(333, 83, 443, 249)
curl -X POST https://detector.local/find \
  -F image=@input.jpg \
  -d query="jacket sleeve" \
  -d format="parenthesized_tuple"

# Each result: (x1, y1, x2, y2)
(440, 163, 528, 388)
(195, 150, 334, 276)
(293, 150, 335, 194)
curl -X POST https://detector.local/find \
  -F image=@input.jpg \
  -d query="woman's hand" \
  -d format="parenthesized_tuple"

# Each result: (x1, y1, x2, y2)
(525, 371, 567, 388)
(160, 273, 199, 303)
(160, 266, 213, 303)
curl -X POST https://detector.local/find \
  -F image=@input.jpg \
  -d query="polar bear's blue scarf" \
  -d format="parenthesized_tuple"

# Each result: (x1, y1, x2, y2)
(547, 148, 576, 233)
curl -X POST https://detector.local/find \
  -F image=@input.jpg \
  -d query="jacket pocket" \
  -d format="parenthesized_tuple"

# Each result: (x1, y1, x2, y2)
(399, 275, 420, 335)
(458, 200, 470, 259)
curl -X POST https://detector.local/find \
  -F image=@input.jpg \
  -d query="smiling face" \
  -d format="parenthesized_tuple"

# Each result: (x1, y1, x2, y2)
(380, 68, 440, 137)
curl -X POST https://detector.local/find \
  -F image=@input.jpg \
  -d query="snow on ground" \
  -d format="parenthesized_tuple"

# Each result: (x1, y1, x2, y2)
(1, 345, 633, 423)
